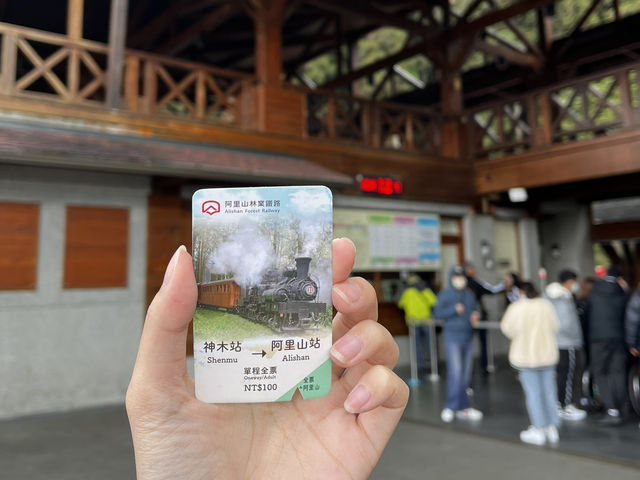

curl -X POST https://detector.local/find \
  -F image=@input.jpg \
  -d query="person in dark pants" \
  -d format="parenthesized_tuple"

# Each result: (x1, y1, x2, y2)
(434, 266, 482, 423)
(464, 262, 505, 374)
(545, 269, 587, 421)
(626, 288, 640, 425)
(586, 265, 629, 425)
(625, 287, 640, 358)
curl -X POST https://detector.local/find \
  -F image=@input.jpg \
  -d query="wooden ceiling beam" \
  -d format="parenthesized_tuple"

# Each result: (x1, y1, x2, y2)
(556, 0, 605, 59)
(321, 41, 429, 89)
(449, 0, 557, 41)
(181, 0, 229, 17)
(303, 0, 432, 38)
(460, 0, 488, 22)
(319, 0, 556, 89)
(157, 3, 239, 55)
(129, 0, 201, 49)
(282, 24, 380, 73)
(283, 0, 304, 23)
(475, 38, 542, 68)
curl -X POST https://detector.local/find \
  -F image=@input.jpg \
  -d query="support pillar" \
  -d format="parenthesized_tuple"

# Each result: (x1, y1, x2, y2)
(239, 0, 305, 136)
(67, 0, 84, 39)
(67, 0, 84, 98)
(106, 0, 129, 109)
(440, 69, 465, 159)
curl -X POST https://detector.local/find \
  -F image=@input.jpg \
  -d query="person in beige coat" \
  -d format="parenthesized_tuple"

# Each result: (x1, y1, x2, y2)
(501, 281, 560, 446)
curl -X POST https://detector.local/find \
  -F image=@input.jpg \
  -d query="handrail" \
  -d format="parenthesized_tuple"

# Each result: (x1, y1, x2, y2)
(464, 60, 640, 159)
(0, 21, 109, 52)
(0, 21, 639, 160)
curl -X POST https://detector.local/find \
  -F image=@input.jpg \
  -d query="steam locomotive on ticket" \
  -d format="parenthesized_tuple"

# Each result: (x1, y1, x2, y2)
(197, 257, 326, 332)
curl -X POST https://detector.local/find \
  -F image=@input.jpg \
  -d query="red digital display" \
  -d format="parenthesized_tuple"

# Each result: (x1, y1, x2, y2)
(358, 175, 403, 196)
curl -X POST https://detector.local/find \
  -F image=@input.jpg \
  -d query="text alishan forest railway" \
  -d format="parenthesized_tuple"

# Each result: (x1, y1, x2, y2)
(197, 257, 326, 332)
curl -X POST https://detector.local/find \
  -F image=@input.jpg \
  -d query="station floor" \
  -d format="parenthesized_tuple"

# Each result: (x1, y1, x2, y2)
(1, 362, 638, 479)
(397, 360, 640, 467)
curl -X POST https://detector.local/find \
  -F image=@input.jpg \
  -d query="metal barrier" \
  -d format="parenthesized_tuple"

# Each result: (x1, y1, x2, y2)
(406, 319, 504, 385)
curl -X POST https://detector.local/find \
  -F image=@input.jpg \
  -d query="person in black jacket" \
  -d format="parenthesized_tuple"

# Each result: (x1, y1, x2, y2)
(464, 262, 505, 374)
(586, 265, 629, 425)
(625, 288, 640, 358)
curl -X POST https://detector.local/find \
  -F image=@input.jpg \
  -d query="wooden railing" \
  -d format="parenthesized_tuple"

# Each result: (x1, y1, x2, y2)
(0, 22, 109, 103)
(122, 51, 251, 124)
(304, 88, 441, 154)
(466, 62, 640, 159)
(0, 22, 253, 127)
(1, 22, 640, 160)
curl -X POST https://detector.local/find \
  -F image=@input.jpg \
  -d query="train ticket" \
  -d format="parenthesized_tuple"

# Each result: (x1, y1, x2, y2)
(192, 186, 333, 403)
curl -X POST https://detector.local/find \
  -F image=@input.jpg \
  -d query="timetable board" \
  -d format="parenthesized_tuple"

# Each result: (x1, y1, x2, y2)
(333, 208, 441, 272)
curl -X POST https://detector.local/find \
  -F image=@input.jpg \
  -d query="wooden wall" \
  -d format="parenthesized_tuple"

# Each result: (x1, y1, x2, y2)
(64, 206, 129, 288)
(0, 202, 39, 290)
(475, 128, 640, 194)
(0, 96, 475, 205)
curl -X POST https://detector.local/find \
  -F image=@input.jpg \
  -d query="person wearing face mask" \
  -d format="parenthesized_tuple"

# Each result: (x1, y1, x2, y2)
(545, 269, 587, 421)
(433, 266, 482, 423)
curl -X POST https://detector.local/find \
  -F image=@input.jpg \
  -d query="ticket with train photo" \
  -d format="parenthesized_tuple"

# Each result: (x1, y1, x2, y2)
(192, 186, 333, 403)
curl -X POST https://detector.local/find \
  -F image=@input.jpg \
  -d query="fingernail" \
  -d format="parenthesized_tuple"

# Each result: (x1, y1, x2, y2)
(330, 334, 363, 363)
(338, 237, 356, 250)
(344, 385, 370, 414)
(162, 245, 186, 288)
(332, 282, 361, 304)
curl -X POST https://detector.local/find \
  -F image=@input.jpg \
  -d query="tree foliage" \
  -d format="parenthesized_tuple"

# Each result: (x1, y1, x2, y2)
(299, 0, 640, 100)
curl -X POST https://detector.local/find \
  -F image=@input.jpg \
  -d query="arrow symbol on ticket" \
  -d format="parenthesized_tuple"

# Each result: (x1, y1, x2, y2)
(252, 350, 266, 358)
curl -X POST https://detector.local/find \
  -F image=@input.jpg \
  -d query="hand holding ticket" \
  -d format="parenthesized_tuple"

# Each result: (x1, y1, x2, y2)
(126, 235, 408, 479)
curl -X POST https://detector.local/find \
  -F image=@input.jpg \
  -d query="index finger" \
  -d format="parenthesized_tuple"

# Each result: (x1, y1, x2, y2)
(131, 246, 197, 386)
(331, 238, 379, 341)
(333, 238, 356, 283)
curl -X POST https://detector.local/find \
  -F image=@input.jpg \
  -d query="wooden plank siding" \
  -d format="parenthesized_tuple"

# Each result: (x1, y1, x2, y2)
(63, 206, 129, 288)
(0, 95, 474, 205)
(0, 202, 39, 290)
(474, 127, 640, 194)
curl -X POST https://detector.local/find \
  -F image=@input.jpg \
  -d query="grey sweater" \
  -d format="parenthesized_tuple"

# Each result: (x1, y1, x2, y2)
(545, 282, 584, 349)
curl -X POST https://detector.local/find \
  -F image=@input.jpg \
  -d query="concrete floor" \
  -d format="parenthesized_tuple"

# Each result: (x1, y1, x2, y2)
(1, 403, 638, 480)
(1, 357, 639, 479)
(399, 362, 640, 465)
(371, 420, 640, 480)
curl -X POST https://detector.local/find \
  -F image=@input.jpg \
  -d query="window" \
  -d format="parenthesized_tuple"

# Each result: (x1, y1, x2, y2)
(64, 206, 129, 289)
(0, 202, 39, 290)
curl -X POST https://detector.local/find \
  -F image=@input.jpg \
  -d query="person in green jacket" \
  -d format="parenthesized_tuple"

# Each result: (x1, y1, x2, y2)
(398, 274, 438, 373)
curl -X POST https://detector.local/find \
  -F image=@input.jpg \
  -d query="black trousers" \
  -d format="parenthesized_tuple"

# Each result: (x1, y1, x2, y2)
(557, 347, 585, 407)
(590, 341, 628, 412)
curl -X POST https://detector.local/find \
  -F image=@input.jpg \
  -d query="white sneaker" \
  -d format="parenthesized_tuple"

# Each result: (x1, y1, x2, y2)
(456, 408, 483, 421)
(545, 425, 559, 444)
(520, 426, 546, 446)
(441, 408, 454, 423)
(560, 404, 587, 421)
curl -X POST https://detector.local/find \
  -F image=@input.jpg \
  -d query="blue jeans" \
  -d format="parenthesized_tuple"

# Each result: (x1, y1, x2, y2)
(444, 337, 474, 410)
(415, 325, 430, 369)
(519, 367, 559, 428)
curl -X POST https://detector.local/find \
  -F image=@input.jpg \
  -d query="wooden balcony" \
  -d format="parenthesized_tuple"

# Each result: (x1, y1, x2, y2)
(1, 21, 639, 197)
(466, 62, 640, 159)
(469, 62, 640, 194)
(0, 21, 443, 157)
(0, 22, 252, 126)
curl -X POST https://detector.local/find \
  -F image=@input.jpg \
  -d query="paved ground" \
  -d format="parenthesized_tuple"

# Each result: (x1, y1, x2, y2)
(1, 404, 638, 480)
(2, 355, 638, 479)
(399, 362, 640, 465)
(372, 419, 640, 480)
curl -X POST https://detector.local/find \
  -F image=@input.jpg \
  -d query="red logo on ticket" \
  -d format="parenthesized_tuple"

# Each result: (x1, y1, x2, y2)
(202, 200, 220, 215)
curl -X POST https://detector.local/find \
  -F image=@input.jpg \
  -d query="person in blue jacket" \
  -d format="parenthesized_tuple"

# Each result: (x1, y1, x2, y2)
(434, 265, 483, 423)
